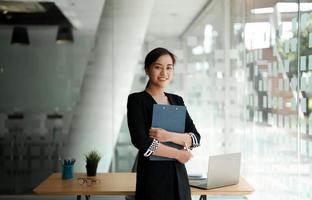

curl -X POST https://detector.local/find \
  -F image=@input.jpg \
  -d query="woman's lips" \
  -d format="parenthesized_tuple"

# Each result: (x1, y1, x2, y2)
(158, 77, 168, 80)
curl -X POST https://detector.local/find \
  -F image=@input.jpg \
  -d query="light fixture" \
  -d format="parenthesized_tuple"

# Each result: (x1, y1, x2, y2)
(56, 25, 74, 44)
(250, 7, 274, 14)
(251, 3, 312, 15)
(192, 45, 204, 55)
(11, 26, 30, 45)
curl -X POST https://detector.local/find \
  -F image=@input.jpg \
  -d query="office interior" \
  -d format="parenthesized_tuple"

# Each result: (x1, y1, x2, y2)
(0, 0, 312, 199)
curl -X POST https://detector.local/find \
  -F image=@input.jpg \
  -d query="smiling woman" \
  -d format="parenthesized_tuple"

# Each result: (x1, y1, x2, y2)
(127, 47, 201, 200)
(144, 47, 176, 90)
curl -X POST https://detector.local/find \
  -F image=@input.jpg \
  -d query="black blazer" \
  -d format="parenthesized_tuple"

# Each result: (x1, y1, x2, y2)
(127, 91, 201, 200)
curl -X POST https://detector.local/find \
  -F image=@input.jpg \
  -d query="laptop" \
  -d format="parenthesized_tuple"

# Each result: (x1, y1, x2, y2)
(189, 152, 241, 189)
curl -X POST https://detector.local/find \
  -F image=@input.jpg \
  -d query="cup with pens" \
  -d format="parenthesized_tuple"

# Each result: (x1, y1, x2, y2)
(61, 158, 76, 180)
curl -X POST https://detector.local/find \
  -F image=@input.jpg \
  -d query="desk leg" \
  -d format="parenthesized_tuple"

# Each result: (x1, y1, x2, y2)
(199, 195, 207, 200)
(76, 195, 90, 200)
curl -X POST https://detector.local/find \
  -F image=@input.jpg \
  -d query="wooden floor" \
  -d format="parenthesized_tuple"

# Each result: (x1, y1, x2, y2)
(0, 195, 126, 200)
(0, 195, 244, 200)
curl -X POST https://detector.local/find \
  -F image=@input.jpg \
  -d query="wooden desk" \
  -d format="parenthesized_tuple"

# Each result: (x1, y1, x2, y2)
(34, 173, 254, 200)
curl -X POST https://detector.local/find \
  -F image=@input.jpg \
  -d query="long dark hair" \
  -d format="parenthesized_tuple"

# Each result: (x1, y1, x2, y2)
(144, 47, 176, 89)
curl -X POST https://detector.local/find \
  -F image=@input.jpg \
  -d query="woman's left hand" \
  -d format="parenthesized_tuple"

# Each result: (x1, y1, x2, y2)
(149, 127, 172, 142)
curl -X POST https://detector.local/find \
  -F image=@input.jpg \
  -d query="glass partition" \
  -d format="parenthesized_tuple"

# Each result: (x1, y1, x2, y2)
(178, 0, 312, 199)
(117, 1, 312, 199)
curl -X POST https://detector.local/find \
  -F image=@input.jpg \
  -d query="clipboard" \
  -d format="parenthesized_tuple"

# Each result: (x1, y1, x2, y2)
(149, 104, 186, 161)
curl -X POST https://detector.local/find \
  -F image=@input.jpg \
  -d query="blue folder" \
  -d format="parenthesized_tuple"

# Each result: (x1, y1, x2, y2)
(149, 104, 186, 161)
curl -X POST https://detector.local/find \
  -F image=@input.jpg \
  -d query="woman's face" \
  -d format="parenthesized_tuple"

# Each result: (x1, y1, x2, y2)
(146, 54, 174, 89)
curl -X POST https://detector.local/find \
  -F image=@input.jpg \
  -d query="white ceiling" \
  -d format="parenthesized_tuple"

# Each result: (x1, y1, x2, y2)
(145, 0, 210, 41)
(7, 0, 211, 43)
(54, 0, 104, 34)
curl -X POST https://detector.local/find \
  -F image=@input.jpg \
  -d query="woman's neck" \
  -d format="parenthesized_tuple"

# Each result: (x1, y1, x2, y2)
(145, 86, 165, 97)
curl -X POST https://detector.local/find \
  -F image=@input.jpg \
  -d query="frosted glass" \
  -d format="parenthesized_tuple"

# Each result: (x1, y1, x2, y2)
(254, 65, 258, 76)
(273, 114, 278, 126)
(291, 115, 297, 131)
(254, 51, 258, 61)
(268, 62, 272, 76)
(284, 79, 289, 91)
(301, 98, 307, 113)
(268, 95, 272, 108)
(301, 76, 308, 91)
(273, 45, 277, 56)
(301, 56, 306, 71)
(309, 32, 312, 48)
(258, 49, 263, 60)
(291, 76, 297, 90)
(254, 94, 258, 107)
(246, 67, 250, 78)
(300, 119, 307, 134)
(278, 79, 283, 91)
(291, 98, 297, 111)
(278, 61, 283, 73)
(263, 95, 267, 108)
(284, 40, 290, 53)
(284, 59, 290, 72)
(279, 115, 283, 128)
(268, 113, 272, 125)
(285, 116, 289, 129)
(273, 96, 277, 109)
(279, 97, 283, 110)
(310, 117, 312, 135)
(259, 80, 263, 91)
(273, 62, 278, 76)
(291, 38, 297, 52)
(268, 80, 272, 92)
(248, 81, 253, 92)
(292, 17, 297, 32)
(301, 13, 308, 31)
(309, 55, 312, 70)
(263, 78, 268, 91)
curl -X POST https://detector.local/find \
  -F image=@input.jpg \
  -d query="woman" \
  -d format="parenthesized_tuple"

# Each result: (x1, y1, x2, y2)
(127, 47, 201, 200)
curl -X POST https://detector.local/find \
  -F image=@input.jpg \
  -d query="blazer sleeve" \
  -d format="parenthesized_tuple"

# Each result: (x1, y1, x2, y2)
(179, 96, 201, 148)
(127, 94, 155, 153)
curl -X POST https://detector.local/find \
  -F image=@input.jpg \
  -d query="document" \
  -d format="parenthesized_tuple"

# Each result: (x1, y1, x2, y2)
(149, 104, 186, 161)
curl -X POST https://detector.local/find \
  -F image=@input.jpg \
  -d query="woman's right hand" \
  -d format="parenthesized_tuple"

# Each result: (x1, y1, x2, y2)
(175, 150, 193, 164)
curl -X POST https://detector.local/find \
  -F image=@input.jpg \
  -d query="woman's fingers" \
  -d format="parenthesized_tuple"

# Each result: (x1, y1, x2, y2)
(149, 128, 169, 142)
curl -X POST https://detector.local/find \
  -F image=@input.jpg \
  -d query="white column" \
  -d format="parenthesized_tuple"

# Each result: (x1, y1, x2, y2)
(64, 0, 154, 172)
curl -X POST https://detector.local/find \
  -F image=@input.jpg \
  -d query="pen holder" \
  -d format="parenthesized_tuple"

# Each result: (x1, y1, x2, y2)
(62, 164, 74, 180)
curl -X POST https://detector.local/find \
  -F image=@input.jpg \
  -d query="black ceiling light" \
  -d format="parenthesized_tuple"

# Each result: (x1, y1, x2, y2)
(0, 2, 74, 45)
(11, 26, 30, 45)
(56, 25, 74, 44)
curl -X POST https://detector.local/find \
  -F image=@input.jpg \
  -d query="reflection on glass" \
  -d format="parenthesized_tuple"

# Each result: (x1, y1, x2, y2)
(178, 0, 312, 199)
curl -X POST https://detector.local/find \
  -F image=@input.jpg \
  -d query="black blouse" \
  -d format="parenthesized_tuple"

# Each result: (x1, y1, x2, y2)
(127, 91, 201, 200)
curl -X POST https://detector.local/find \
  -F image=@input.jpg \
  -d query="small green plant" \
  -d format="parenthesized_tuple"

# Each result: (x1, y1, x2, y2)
(85, 150, 101, 166)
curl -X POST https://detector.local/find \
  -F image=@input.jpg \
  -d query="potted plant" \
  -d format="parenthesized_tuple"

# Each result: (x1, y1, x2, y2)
(85, 150, 101, 176)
